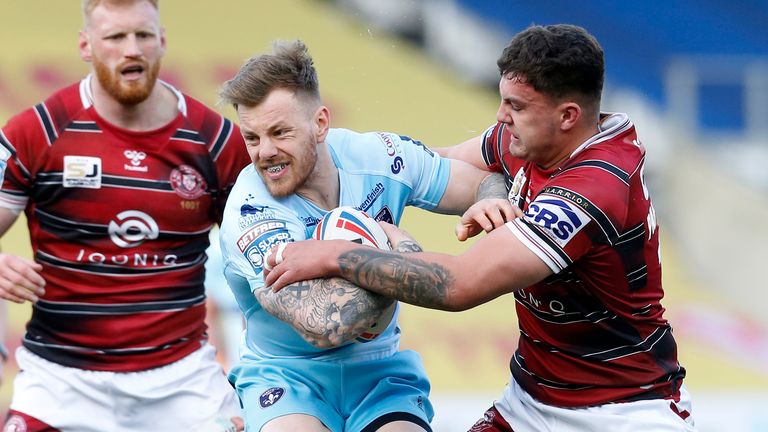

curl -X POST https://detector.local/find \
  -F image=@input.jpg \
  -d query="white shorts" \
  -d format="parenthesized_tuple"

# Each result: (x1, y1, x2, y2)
(495, 376, 697, 432)
(9, 344, 241, 432)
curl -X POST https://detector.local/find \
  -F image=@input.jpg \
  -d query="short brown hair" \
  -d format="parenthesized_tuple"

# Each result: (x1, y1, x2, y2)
(497, 24, 604, 106)
(219, 40, 320, 109)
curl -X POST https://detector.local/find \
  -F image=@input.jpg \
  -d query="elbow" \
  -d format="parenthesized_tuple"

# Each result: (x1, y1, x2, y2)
(298, 331, 348, 349)
(441, 281, 486, 312)
(442, 296, 477, 312)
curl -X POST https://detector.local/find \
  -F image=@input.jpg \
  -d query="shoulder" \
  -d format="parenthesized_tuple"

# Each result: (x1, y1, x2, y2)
(2, 81, 85, 146)
(564, 113, 645, 183)
(328, 128, 436, 171)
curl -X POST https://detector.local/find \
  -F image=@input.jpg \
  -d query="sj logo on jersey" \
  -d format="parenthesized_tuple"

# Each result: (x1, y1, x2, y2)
(524, 197, 590, 246)
(63, 155, 102, 189)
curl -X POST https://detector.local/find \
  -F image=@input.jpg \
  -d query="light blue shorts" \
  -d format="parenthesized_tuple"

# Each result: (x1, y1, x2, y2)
(229, 349, 433, 432)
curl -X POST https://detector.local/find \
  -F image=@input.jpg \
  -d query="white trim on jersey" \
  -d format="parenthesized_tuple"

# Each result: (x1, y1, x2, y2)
(80, 75, 187, 116)
(570, 112, 632, 159)
(506, 220, 568, 272)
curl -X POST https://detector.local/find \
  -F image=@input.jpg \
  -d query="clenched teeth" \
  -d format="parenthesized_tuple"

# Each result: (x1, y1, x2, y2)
(266, 164, 286, 173)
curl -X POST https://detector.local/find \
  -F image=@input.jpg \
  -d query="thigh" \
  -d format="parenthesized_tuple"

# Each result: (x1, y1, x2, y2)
(262, 413, 331, 432)
(112, 344, 240, 431)
(346, 350, 434, 432)
(9, 348, 114, 432)
(229, 357, 344, 432)
(373, 420, 430, 432)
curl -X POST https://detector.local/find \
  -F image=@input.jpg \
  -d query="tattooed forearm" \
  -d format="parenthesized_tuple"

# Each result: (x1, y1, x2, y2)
(477, 172, 507, 201)
(394, 240, 423, 254)
(338, 248, 455, 310)
(254, 277, 394, 348)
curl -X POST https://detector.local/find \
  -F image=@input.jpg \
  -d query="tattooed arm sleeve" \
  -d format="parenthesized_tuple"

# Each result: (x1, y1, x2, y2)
(252, 277, 394, 348)
(253, 239, 424, 348)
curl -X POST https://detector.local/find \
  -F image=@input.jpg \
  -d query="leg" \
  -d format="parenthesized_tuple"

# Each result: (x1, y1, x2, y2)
(8, 348, 115, 431)
(346, 350, 434, 432)
(366, 415, 431, 432)
(229, 357, 344, 432)
(262, 414, 331, 432)
(112, 344, 240, 431)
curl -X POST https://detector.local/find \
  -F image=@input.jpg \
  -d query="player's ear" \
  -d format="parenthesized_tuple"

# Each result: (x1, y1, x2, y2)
(159, 27, 167, 55)
(314, 105, 330, 143)
(559, 102, 581, 131)
(79, 30, 93, 62)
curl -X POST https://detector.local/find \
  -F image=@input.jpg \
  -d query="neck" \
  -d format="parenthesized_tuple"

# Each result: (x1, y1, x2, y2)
(296, 143, 340, 211)
(540, 122, 601, 170)
(89, 77, 179, 131)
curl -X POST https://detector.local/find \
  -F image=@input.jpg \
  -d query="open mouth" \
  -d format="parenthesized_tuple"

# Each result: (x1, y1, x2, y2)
(266, 164, 287, 174)
(261, 163, 289, 180)
(120, 64, 145, 79)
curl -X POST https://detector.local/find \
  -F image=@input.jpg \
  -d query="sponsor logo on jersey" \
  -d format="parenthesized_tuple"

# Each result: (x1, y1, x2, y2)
(238, 202, 277, 230)
(377, 132, 402, 157)
(0, 146, 11, 186)
(358, 182, 384, 213)
(75, 249, 178, 267)
(390, 156, 405, 174)
(108, 210, 159, 248)
(508, 167, 527, 208)
(238, 220, 293, 274)
(237, 220, 289, 252)
(377, 132, 406, 174)
(63, 155, 102, 189)
(372, 205, 394, 224)
(259, 387, 285, 408)
(300, 214, 321, 228)
(123, 150, 148, 172)
(524, 197, 590, 246)
(169, 165, 207, 199)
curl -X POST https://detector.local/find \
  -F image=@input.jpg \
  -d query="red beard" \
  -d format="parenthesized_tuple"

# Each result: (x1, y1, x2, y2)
(93, 58, 161, 105)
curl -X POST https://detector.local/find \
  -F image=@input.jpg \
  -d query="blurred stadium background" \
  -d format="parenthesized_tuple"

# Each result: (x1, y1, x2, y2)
(1, 1, 766, 431)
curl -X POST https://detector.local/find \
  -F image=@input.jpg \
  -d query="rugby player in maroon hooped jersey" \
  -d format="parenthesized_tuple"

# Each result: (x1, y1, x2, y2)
(0, 1, 249, 431)
(264, 24, 697, 432)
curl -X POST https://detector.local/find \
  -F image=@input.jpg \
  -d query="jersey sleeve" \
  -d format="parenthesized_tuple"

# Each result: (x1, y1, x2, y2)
(0, 109, 45, 211)
(219, 202, 305, 292)
(479, 122, 507, 173)
(0, 135, 10, 186)
(209, 119, 250, 223)
(506, 165, 631, 273)
(378, 132, 451, 210)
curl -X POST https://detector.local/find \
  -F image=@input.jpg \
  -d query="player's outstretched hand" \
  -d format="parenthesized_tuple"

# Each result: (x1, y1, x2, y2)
(455, 199, 523, 242)
(0, 253, 46, 303)
(264, 239, 352, 292)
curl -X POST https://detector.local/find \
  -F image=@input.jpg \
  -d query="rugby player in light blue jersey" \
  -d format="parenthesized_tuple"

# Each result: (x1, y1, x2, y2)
(217, 40, 511, 432)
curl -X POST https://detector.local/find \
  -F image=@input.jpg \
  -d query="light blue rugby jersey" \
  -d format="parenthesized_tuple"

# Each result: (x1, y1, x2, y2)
(220, 128, 451, 362)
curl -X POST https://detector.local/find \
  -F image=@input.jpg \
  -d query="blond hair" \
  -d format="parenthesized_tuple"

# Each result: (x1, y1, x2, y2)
(82, 0, 159, 24)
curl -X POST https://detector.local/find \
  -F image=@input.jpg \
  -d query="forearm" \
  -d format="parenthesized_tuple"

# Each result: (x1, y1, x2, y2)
(337, 247, 461, 311)
(254, 277, 393, 348)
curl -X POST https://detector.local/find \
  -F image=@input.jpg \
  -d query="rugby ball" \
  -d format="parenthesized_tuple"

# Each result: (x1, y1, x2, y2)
(312, 206, 391, 251)
(312, 206, 395, 342)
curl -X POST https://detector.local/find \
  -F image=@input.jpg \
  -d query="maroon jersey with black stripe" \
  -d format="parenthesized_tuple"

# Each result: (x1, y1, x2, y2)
(481, 113, 685, 407)
(0, 76, 249, 371)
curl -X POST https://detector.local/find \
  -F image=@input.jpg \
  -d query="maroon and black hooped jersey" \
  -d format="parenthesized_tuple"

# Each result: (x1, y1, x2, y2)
(0, 76, 249, 371)
(481, 113, 685, 407)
